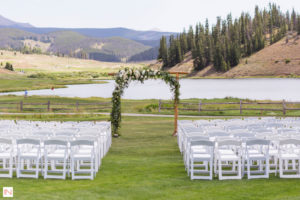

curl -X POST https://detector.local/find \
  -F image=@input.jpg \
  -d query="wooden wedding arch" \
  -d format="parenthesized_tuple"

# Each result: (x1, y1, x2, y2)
(108, 68, 187, 137)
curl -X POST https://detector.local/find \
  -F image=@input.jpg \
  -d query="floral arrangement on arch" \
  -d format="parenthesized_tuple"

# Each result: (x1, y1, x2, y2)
(110, 67, 180, 137)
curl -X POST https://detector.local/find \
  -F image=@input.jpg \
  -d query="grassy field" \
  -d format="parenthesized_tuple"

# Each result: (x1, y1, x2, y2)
(0, 73, 108, 92)
(0, 115, 300, 199)
(1, 95, 300, 117)
(0, 50, 146, 74)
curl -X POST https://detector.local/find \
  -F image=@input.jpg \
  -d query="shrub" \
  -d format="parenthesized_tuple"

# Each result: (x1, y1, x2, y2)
(27, 73, 48, 78)
(275, 60, 279, 63)
(4, 62, 14, 71)
(285, 59, 291, 64)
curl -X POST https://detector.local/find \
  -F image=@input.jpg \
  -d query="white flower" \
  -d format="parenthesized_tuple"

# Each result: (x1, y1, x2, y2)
(142, 70, 145, 75)
(123, 73, 128, 80)
(134, 70, 140, 79)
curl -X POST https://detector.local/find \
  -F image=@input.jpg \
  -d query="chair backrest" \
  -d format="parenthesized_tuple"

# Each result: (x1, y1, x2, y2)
(233, 132, 255, 138)
(190, 140, 214, 147)
(246, 139, 270, 146)
(188, 136, 209, 142)
(279, 139, 300, 146)
(44, 139, 68, 146)
(0, 138, 12, 145)
(71, 140, 94, 146)
(17, 138, 40, 145)
(55, 131, 75, 136)
(208, 131, 229, 137)
(218, 139, 241, 147)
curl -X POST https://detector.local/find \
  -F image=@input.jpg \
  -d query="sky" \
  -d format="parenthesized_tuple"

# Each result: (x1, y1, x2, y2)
(0, 0, 299, 32)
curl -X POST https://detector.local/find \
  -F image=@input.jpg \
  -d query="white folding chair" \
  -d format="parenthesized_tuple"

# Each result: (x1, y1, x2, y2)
(190, 140, 214, 180)
(185, 136, 209, 176)
(70, 140, 95, 180)
(44, 140, 68, 179)
(0, 138, 13, 178)
(16, 139, 41, 179)
(215, 139, 242, 180)
(245, 139, 270, 179)
(278, 139, 300, 178)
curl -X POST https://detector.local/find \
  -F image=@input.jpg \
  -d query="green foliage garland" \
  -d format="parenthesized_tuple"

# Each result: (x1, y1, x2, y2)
(110, 67, 180, 136)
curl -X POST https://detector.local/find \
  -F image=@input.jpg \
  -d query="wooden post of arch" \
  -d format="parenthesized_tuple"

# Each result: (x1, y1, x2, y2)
(169, 72, 188, 136)
(108, 71, 188, 136)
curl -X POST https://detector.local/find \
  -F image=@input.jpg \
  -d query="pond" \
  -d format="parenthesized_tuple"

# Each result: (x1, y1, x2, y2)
(1, 78, 300, 101)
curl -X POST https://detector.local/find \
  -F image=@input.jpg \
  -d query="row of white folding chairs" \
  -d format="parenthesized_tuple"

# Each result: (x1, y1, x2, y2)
(185, 137, 300, 180)
(0, 137, 108, 180)
(0, 131, 110, 162)
(178, 119, 300, 153)
(0, 122, 112, 157)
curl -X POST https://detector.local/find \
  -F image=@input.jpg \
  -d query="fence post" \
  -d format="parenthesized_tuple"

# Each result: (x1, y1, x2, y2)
(158, 99, 161, 112)
(20, 101, 23, 111)
(76, 101, 79, 111)
(47, 100, 50, 112)
(240, 100, 242, 114)
(198, 100, 202, 113)
(282, 99, 286, 115)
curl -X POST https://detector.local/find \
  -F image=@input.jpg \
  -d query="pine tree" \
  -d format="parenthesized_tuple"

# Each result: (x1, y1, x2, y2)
(291, 9, 296, 31)
(204, 19, 212, 66)
(175, 40, 183, 63)
(194, 40, 205, 70)
(179, 32, 188, 54)
(158, 3, 291, 72)
(187, 26, 194, 50)
(158, 36, 168, 68)
(297, 15, 300, 35)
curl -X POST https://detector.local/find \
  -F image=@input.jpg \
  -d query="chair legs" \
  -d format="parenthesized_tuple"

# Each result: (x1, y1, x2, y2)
(190, 158, 213, 180)
(279, 158, 300, 178)
(246, 158, 269, 179)
(218, 159, 242, 180)
(0, 157, 13, 178)
(17, 157, 40, 179)
(71, 157, 94, 180)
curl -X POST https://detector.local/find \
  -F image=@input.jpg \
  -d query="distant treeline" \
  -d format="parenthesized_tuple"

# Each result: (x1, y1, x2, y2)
(158, 3, 300, 72)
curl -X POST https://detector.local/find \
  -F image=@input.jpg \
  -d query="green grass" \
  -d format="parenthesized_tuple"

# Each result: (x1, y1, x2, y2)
(0, 116, 300, 199)
(0, 74, 107, 93)
(1, 95, 300, 117)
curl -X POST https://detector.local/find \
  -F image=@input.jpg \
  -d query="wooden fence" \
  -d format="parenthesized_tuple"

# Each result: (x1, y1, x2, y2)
(0, 101, 111, 112)
(158, 100, 300, 115)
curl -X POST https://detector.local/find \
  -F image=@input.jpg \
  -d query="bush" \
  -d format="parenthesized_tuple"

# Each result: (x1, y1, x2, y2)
(4, 62, 14, 71)
(138, 104, 159, 112)
(275, 60, 279, 63)
(285, 59, 291, 64)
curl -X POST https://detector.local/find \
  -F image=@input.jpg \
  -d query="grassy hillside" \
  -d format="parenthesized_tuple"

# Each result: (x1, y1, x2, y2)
(154, 33, 300, 78)
(0, 28, 38, 49)
(0, 50, 146, 74)
(0, 28, 152, 62)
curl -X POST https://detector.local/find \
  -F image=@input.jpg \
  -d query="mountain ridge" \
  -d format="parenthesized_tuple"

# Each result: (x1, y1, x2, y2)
(0, 15, 174, 62)
(0, 15, 33, 28)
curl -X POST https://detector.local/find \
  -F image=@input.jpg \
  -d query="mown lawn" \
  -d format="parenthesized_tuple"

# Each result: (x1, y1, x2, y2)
(1, 116, 300, 199)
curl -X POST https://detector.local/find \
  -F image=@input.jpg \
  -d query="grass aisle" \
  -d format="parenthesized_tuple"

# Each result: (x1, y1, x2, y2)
(1, 116, 300, 199)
